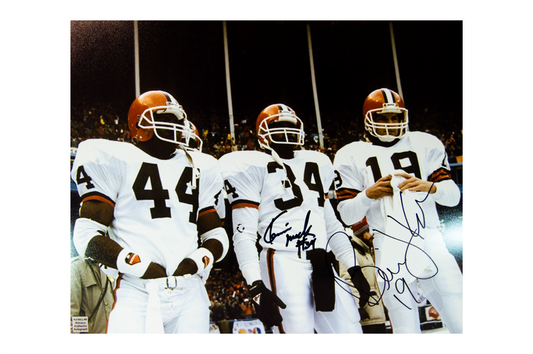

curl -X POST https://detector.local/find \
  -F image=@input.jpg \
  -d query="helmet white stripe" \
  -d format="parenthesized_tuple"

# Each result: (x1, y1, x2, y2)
(277, 104, 290, 113)
(161, 91, 176, 105)
(381, 88, 394, 104)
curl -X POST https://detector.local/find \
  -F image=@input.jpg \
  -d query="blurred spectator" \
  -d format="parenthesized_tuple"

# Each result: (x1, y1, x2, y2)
(205, 266, 256, 322)
(338, 219, 388, 334)
(241, 300, 254, 319)
(70, 256, 114, 333)
(210, 300, 226, 322)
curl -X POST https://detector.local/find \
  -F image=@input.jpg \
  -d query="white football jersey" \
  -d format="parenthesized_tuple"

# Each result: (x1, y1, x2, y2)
(334, 131, 455, 231)
(219, 149, 341, 256)
(71, 139, 223, 275)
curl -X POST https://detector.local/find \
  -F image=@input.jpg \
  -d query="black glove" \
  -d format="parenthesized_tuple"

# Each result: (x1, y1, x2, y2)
(249, 280, 287, 328)
(348, 266, 372, 308)
(358, 307, 370, 321)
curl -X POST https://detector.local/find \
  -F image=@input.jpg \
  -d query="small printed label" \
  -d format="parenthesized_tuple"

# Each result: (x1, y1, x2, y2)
(72, 316, 88, 333)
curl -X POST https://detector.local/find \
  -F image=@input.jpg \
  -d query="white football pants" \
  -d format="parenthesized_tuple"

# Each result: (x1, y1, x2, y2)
(107, 273, 210, 333)
(260, 248, 362, 334)
(376, 228, 463, 333)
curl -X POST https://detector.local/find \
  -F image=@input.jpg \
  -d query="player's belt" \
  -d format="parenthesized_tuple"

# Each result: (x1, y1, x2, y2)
(165, 277, 178, 289)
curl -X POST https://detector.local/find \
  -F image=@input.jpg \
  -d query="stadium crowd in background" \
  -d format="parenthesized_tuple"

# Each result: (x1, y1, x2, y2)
(205, 266, 256, 322)
(70, 101, 462, 163)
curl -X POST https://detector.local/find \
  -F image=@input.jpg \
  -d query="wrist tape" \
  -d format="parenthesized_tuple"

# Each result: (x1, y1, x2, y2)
(187, 247, 214, 273)
(117, 248, 151, 277)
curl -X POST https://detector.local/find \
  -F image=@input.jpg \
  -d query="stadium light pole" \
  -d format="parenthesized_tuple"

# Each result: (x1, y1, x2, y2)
(307, 23, 324, 149)
(389, 22, 403, 99)
(134, 20, 140, 98)
(223, 21, 235, 142)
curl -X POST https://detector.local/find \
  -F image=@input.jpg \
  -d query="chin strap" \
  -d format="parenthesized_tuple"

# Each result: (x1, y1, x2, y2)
(268, 147, 293, 189)
(180, 146, 200, 189)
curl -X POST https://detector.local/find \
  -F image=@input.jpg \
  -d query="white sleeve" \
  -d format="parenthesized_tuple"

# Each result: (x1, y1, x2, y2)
(71, 140, 119, 203)
(214, 189, 226, 220)
(333, 145, 372, 226)
(336, 190, 373, 226)
(324, 199, 358, 269)
(324, 198, 345, 238)
(423, 135, 461, 207)
(432, 179, 461, 207)
(197, 154, 225, 214)
(219, 152, 264, 284)
(231, 207, 262, 285)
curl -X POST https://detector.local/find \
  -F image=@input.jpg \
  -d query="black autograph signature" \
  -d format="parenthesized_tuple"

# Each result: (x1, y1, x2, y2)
(372, 186, 438, 309)
(264, 209, 317, 257)
(326, 185, 439, 310)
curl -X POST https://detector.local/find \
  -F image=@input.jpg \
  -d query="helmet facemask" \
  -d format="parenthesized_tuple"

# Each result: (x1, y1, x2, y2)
(137, 104, 192, 148)
(365, 106, 408, 142)
(257, 114, 305, 150)
(363, 88, 408, 142)
(256, 104, 304, 190)
(182, 121, 203, 152)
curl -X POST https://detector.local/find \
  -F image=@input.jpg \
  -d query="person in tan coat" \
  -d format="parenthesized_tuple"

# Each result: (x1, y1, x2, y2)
(339, 217, 388, 333)
(70, 256, 115, 333)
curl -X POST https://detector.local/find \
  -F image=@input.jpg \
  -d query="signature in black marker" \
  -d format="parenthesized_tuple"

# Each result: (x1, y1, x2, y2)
(264, 209, 317, 256)
(325, 230, 383, 308)
(325, 186, 441, 310)
(372, 185, 439, 309)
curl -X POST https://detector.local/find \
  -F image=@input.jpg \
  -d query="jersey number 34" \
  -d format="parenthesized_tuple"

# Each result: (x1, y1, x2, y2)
(225, 161, 325, 211)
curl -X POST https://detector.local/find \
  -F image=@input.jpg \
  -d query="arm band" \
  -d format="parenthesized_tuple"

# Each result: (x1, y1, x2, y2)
(116, 248, 151, 278)
(187, 247, 214, 273)
(200, 226, 229, 262)
(73, 217, 108, 258)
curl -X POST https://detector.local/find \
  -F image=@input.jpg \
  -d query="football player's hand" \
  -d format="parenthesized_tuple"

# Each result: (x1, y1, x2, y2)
(358, 307, 370, 320)
(394, 172, 436, 194)
(365, 175, 394, 199)
(141, 262, 167, 279)
(172, 258, 197, 277)
(348, 266, 372, 308)
(249, 280, 286, 328)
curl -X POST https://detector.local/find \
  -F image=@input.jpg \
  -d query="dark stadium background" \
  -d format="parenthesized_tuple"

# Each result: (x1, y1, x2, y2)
(71, 21, 462, 135)
(70, 20, 462, 270)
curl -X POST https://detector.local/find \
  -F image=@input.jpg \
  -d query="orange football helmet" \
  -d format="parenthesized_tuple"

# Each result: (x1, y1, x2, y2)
(256, 103, 305, 150)
(363, 88, 408, 142)
(128, 90, 189, 146)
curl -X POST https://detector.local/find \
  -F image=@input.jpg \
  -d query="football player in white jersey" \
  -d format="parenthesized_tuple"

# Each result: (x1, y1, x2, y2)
(333, 88, 463, 333)
(71, 90, 229, 333)
(219, 104, 370, 333)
